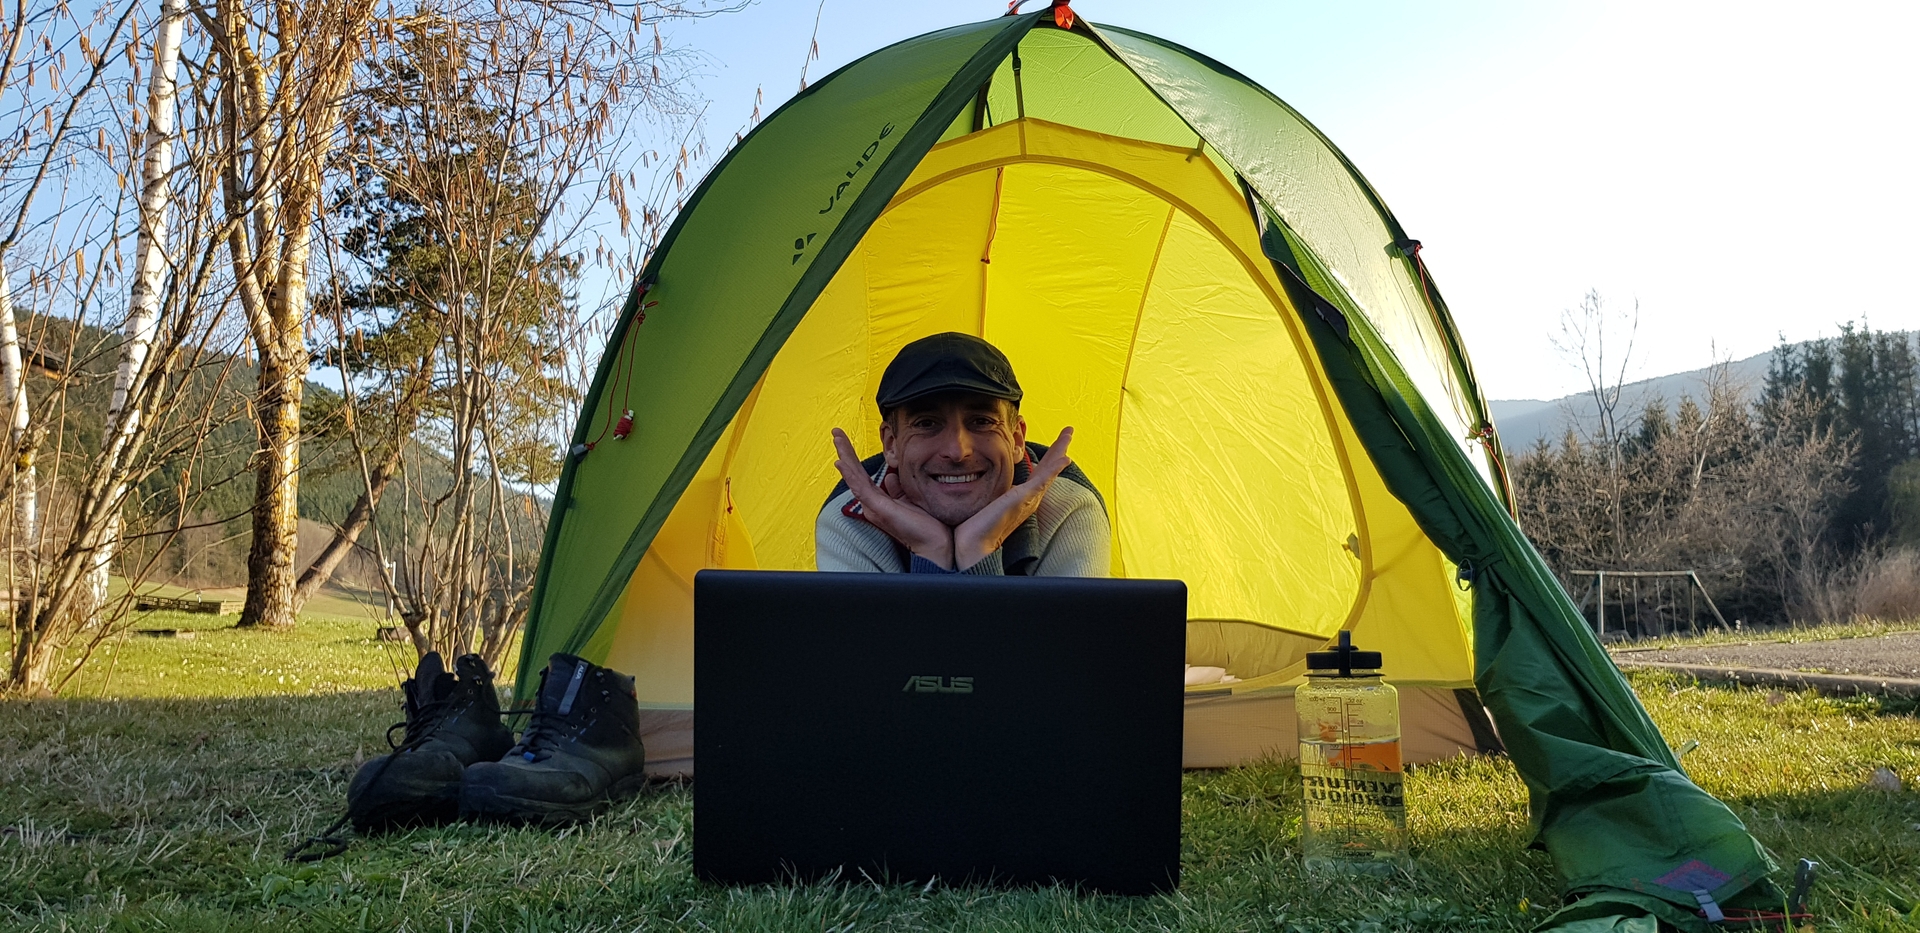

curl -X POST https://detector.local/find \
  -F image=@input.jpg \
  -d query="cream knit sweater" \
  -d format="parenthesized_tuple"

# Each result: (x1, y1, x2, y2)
(814, 477, 1111, 576)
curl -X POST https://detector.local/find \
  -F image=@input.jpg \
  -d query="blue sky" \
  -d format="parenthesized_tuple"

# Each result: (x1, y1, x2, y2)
(641, 0, 1919, 401)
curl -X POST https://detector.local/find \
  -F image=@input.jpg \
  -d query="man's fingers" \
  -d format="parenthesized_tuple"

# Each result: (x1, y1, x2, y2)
(831, 428, 877, 494)
(831, 431, 862, 480)
(1047, 426, 1074, 461)
(1028, 426, 1074, 485)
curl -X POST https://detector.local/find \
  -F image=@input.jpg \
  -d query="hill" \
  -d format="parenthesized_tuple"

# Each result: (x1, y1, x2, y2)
(10, 312, 547, 593)
(1490, 350, 1777, 448)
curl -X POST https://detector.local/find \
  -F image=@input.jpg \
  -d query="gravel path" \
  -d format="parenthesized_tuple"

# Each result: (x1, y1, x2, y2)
(1614, 631, 1920, 678)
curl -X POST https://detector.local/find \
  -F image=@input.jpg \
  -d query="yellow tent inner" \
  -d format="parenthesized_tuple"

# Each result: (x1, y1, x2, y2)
(585, 119, 1474, 709)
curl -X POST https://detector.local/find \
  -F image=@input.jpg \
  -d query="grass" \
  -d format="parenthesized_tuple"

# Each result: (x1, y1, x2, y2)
(1608, 616, 1920, 653)
(58, 578, 512, 700)
(2, 614, 1917, 931)
(56, 607, 416, 700)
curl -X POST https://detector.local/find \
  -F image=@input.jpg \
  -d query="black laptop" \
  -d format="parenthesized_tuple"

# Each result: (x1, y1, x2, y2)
(693, 570, 1186, 894)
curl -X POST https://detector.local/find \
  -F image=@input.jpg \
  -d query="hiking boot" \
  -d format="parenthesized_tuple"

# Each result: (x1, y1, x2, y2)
(460, 654, 648, 824)
(346, 652, 514, 831)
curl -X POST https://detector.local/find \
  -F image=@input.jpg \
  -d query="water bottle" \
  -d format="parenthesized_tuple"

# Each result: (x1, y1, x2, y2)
(1297, 631, 1407, 874)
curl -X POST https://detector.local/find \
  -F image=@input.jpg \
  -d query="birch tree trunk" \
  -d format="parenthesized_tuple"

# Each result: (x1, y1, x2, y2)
(215, 0, 374, 629)
(238, 314, 305, 629)
(84, 0, 186, 615)
(0, 262, 35, 608)
(0, 266, 31, 533)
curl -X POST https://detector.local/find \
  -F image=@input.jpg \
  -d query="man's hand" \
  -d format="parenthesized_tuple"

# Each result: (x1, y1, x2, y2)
(953, 427, 1073, 571)
(831, 428, 954, 568)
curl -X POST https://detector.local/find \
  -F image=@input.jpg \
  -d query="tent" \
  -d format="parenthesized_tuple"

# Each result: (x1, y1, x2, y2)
(520, 6, 1779, 927)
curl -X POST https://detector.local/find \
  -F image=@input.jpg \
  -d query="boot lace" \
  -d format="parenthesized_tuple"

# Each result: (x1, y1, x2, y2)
(288, 682, 456, 864)
(513, 663, 595, 763)
(385, 695, 456, 752)
(513, 707, 581, 763)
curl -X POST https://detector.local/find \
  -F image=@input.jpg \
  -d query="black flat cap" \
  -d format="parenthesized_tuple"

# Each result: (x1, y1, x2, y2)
(876, 332, 1022, 413)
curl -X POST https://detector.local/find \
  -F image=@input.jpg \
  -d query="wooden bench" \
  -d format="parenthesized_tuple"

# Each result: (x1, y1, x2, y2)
(133, 595, 242, 615)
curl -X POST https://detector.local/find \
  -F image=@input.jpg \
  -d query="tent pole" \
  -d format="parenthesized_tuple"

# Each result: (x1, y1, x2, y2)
(1012, 44, 1026, 119)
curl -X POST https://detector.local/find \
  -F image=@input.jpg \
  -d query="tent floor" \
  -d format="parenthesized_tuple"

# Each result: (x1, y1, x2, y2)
(1181, 685, 1491, 768)
(638, 686, 1493, 779)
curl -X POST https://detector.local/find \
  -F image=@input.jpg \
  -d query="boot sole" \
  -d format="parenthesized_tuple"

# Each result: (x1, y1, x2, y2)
(350, 789, 460, 833)
(459, 773, 650, 826)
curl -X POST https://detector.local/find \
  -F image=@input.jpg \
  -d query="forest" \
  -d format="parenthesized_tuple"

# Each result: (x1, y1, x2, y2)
(1512, 297, 1920, 635)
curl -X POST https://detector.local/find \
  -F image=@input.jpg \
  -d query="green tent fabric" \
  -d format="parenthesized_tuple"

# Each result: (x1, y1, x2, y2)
(520, 9, 1780, 926)
(1281, 238, 1780, 930)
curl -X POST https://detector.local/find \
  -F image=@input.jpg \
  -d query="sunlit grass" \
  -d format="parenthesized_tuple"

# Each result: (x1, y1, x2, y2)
(54, 581, 519, 699)
(2, 616, 1916, 931)
(55, 611, 417, 700)
(1613, 616, 1920, 653)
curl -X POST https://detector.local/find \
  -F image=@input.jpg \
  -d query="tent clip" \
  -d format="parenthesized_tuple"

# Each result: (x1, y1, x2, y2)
(1004, 0, 1075, 26)
(1691, 889, 1725, 924)
(1456, 561, 1475, 591)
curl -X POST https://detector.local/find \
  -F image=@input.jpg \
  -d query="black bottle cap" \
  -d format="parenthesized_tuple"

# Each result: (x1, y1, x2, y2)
(1305, 631, 1382, 676)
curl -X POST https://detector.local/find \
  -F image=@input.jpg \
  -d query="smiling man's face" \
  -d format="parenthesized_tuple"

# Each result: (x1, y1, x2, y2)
(880, 391, 1026, 527)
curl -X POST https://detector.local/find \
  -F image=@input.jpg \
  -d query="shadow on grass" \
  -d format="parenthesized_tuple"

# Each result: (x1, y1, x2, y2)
(7, 692, 1913, 932)
(0, 693, 1572, 932)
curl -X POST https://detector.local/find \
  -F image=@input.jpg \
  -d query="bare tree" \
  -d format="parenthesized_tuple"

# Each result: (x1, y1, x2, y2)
(1740, 386, 1854, 619)
(1, 0, 142, 687)
(82, 0, 188, 614)
(309, 0, 717, 663)
(1, 1, 88, 619)
(1547, 289, 1639, 558)
(4, 0, 263, 691)
(2, 0, 731, 691)
(197, 0, 378, 630)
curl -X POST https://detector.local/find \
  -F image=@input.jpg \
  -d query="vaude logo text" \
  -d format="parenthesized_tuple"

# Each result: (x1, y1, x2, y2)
(901, 675, 973, 694)
(791, 121, 897, 264)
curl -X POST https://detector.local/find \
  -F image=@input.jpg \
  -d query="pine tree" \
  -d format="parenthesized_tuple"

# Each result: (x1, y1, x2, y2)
(308, 17, 583, 655)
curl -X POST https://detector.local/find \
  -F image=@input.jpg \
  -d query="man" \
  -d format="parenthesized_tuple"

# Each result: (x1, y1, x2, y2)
(817, 332, 1110, 576)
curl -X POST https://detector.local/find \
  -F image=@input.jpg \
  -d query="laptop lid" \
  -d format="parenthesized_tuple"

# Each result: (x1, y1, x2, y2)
(694, 570, 1186, 895)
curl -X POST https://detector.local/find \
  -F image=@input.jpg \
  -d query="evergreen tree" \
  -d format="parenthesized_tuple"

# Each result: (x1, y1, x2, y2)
(1829, 325, 1920, 541)
(1634, 396, 1671, 453)
(1759, 325, 1920, 547)
(301, 19, 582, 616)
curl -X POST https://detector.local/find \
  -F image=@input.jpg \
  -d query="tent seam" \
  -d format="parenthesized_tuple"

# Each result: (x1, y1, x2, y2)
(1109, 203, 1174, 580)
